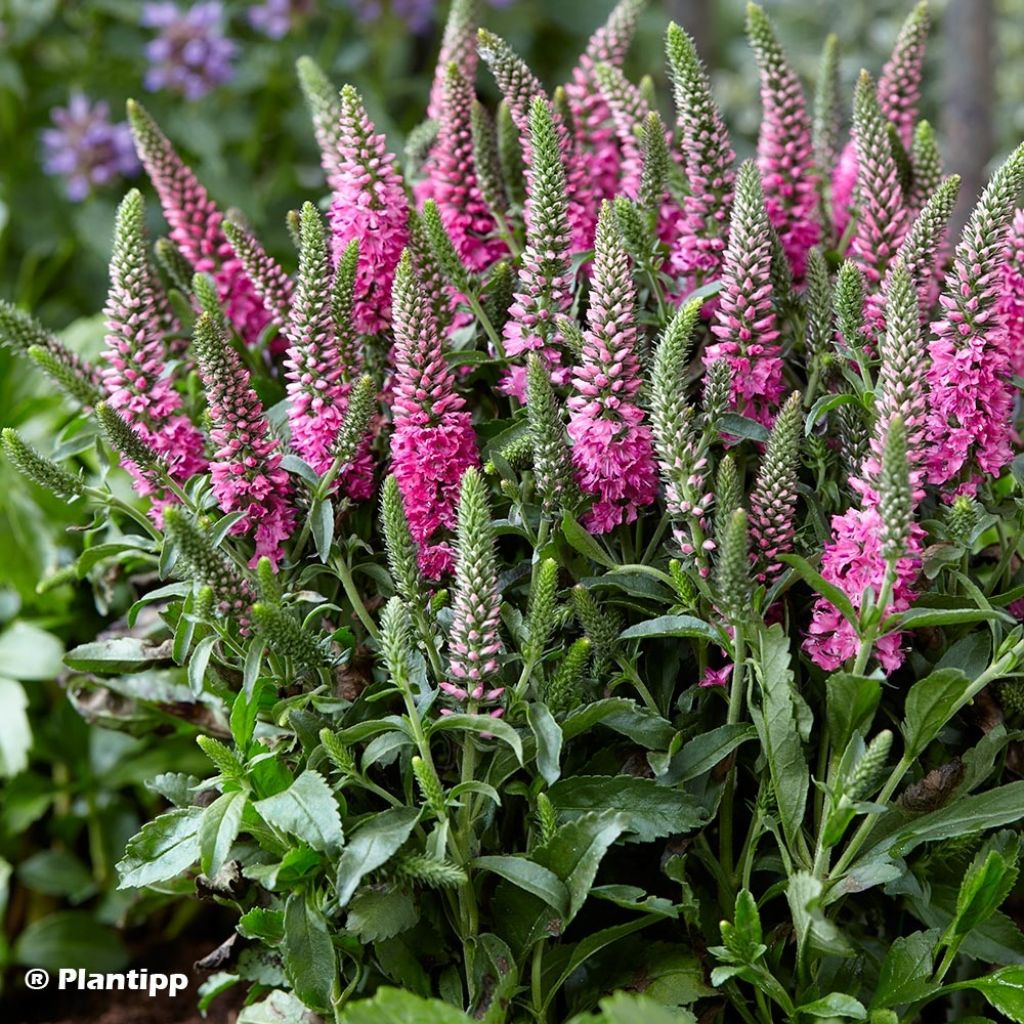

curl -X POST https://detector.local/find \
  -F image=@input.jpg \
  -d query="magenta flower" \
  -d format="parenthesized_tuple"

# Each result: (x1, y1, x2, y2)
(102, 190, 207, 514)
(42, 93, 139, 202)
(141, 2, 235, 101)
(568, 203, 658, 534)
(328, 86, 410, 335)
(664, 23, 735, 300)
(747, 4, 820, 279)
(999, 209, 1024, 379)
(127, 100, 273, 348)
(704, 162, 785, 427)
(428, 64, 506, 273)
(925, 144, 1024, 491)
(193, 312, 295, 568)
(427, 0, 480, 123)
(390, 252, 478, 579)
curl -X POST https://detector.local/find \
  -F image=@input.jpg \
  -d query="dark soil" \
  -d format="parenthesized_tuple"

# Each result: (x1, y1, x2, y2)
(5, 925, 247, 1024)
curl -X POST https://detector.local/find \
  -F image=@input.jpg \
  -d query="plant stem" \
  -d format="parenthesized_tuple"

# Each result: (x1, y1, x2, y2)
(719, 626, 747, 897)
(333, 556, 380, 640)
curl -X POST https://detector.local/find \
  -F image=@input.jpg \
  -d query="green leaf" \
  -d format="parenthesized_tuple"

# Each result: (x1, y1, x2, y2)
(870, 929, 940, 1009)
(237, 990, 316, 1024)
(473, 856, 570, 915)
(467, 933, 518, 1024)
(787, 872, 853, 959)
(336, 806, 420, 907)
(346, 884, 419, 942)
(719, 412, 770, 442)
(200, 791, 247, 877)
(252, 770, 341, 854)
(532, 811, 628, 924)
(238, 908, 285, 945)
(527, 703, 562, 785)
(547, 776, 707, 843)
(16, 850, 97, 903)
(283, 894, 336, 1014)
(619, 614, 726, 646)
(581, 992, 697, 1024)
(309, 498, 334, 561)
(797, 993, 867, 1019)
(0, 677, 30, 777)
(561, 698, 676, 749)
(430, 714, 523, 764)
(885, 781, 1024, 858)
(64, 636, 171, 674)
(882, 607, 1009, 633)
(337, 989, 474, 1024)
(750, 625, 810, 860)
(826, 673, 882, 754)
(0, 622, 64, 680)
(804, 392, 859, 434)
(949, 966, 1024, 1021)
(561, 512, 617, 568)
(952, 833, 1020, 938)
(13, 911, 129, 972)
(116, 807, 202, 889)
(902, 667, 971, 759)
(188, 634, 217, 697)
(662, 724, 757, 783)
(776, 554, 858, 627)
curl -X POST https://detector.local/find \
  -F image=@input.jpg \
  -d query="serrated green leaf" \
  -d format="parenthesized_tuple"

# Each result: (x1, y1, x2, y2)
(283, 893, 336, 1014)
(336, 806, 420, 907)
(116, 807, 202, 889)
(253, 771, 342, 855)
(200, 791, 246, 877)
(527, 703, 562, 785)
(346, 884, 419, 942)
(473, 856, 569, 915)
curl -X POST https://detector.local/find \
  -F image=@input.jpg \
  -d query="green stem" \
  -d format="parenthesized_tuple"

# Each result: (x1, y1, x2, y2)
(615, 656, 659, 713)
(851, 567, 895, 676)
(334, 557, 380, 640)
(719, 626, 747, 896)
(531, 940, 546, 1023)
(465, 292, 505, 360)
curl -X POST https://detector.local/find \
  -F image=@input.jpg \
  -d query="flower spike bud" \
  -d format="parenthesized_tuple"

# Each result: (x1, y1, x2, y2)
(422, 198, 475, 297)
(715, 508, 752, 627)
(650, 300, 712, 572)
(428, 0, 481, 122)
(163, 506, 254, 617)
(836, 404, 870, 482)
(909, 120, 943, 211)
(496, 100, 525, 206)
(525, 558, 559, 665)
(665, 21, 735, 294)
(429, 64, 506, 273)
(96, 401, 163, 478)
(222, 218, 293, 331)
(154, 237, 193, 294)
(568, 202, 658, 533)
(471, 100, 508, 219)
(411, 753, 447, 819)
(443, 468, 505, 717)
(285, 202, 363, 488)
(390, 250, 479, 579)
(848, 729, 894, 801)
(483, 258, 515, 333)
(877, 1, 930, 146)
(702, 359, 733, 430)
(381, 475, 425, 609)
(526, 354, 579, 519)
(803, 247, 832, 372)
(878, 416, 912, 562)
(296, 56, 344, 189)
(192, 312, 295, 567)
(545, 637, 592, 715)
(285, 208, 301, 250)
(126, 100, 270, 345)
(320, 728, 357, 777)
(833, 260, 868, 359)
(705, 161, 784, 426)
(250, 603, 328, 669)
(1, 429, 82, 502)
(27, 345, 105, 408)
(0, 301, 104, 404)
(192, 271, 228, 332)
(500, 96, 575, 401)
(571, 586, 620, 678)
(392, 854, 467, 890)
(255, 555, 281, 605)
(639, 110, 670, 225)
(713, 455, 741, 540)
(849, 70, 909, 325)
(749, 391, 803, 579)
(328, 85, 409, 335)
(746, 3, 820, 278)
(812, 34, 841, 183)
(593, 61, 651, 201)
(888, 174, 960, 321)
(946, 494, 980, 546)
(925, 142, 1024, 490)
(380, 597, 416, 690)
(406, 209, 456, 339)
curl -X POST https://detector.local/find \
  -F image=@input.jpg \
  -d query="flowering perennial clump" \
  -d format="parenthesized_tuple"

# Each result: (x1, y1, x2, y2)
(8, 3, 1024, 1021)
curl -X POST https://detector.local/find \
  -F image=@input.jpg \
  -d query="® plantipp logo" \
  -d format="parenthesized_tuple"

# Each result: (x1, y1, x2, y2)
(24, 969, 190, 998)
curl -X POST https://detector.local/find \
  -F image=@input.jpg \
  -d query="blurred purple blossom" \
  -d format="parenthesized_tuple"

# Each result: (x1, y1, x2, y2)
(346, 0, 512, 35)
(141, 1, 235, 100)
(247, 0, 313, 38)
(41, 93, 140, 202)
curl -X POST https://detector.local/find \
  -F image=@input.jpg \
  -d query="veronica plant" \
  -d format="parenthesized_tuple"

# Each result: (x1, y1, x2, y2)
(6, 2, 1024, 1022)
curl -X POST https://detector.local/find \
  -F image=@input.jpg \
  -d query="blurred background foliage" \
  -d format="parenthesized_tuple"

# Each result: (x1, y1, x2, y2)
(0, 0, 1021, 991)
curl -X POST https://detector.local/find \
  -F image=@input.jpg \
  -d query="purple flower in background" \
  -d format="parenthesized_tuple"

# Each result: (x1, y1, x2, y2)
(142, 2, 235, 100)
(41, 93, 140, 202)
(247, 0, 312, 38)
(346, 0, 509, 35)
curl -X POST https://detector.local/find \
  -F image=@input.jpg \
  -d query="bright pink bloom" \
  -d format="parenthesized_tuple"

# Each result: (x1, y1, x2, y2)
(568, 205, 658, 533)
(831, 142, 858, 240)
(390, 254, 478, 579)
(704, 162, 785, 427)
(747, 5, 820, 279)
(102, 191, 207, 515)
(328, 86, 409, 335)
(193, 314, 295, 567)
(126, 101, 272, 347)
(999, 209, 1024, 378)
(700, 663, 732, 689)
